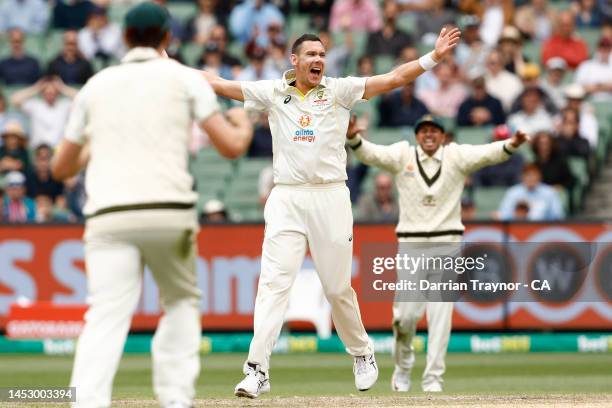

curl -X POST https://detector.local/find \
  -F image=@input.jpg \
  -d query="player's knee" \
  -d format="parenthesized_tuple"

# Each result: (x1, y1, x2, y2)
(324, 285, 353, 304)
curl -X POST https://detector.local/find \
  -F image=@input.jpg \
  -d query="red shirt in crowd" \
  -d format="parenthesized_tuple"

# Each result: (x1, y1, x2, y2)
(541, 35, 589, 69)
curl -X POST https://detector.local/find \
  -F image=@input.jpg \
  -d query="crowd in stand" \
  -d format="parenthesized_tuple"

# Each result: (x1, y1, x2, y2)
(0, 0, 611, 224)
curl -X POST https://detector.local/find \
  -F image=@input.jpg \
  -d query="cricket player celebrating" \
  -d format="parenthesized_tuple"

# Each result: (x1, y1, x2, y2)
(51, 3, 253, 408)
(346, 115, 529, 392)
(201, 25, 461, 398)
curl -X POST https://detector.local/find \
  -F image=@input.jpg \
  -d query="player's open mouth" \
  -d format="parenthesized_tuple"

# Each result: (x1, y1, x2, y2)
(310, 67, 322, 77)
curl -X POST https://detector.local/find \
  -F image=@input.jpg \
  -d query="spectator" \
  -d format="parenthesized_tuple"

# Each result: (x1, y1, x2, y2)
(484, 49, 523, 112)
(34, 194, 72, 223)
(229, 0, 284, 45)
(266, 39, 291, 74)
(472, 125, 524, 187)
(26, 144, 64, 200)
(357, 172, 399, 222)
(236, 47, 280, 81)
(77, 5, 125, 63)
(479, 0, 507, 47)
(247, 113, 273, 157)
(575, 37, 612, 102)
(318, 29, 351, 78)
(541, 10, 589, 69)
(0, 93, 26, 134)
(541, 57, 568, 110)
(356, 55, 375, 77)
(378, 82, 429, 127)
(498, 164, 564, 221)
(509, 63, 558, 115)
(11, 76, 77, 148)
(555, 107, 590, 160)
(456, 15, 488, 80)
(531, 131, 575, 192)
(513, 200, 530, 220)
(198, 42, 234, 80)
(562, 84, 598, 149)
(0, 0, 50, 34)
(299, 0, 333, 31)
(329, 0, 382, 33)
(2, 171, 35, 222)
(514, 0, 556, 41)
(498, 25, 528, 75)
(461, 196, 476, 221)
(457, 74, 506, 126)
(366, 0, 412, 58)
(46, 30, 94, 85)
(507, 86, 553, 135)
(207, 24, 242, 77)
(185, 0, 223, 46)
(0, 121, 31, 175)
(0, 28, 42, 85)
(53, 0, 93, 30)
(417, 63, 467, 118)
(573, 0, 603, 28)
(415, 0, 455, 44)
(200, 199, 228, 223)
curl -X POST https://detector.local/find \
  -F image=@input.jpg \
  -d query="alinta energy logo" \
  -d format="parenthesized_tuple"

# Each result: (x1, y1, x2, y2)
(294, 114, 316, 143)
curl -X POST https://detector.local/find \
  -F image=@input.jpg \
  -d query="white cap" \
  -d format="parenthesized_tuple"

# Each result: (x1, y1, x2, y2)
(547, 57, 567, 71)
(564, 83, 586, 100)
(203, 199, 225, 214)
(5, 171, 26, 186)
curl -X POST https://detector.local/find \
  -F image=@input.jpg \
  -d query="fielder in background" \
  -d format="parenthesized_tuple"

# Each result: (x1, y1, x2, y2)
(201, 23, 461, 398)
(51, 3, 253, 408)
(346, 115, 529, 392)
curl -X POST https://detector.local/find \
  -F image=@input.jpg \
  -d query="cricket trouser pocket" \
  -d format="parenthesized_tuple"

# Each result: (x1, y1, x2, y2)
(248, 183, 372, 372)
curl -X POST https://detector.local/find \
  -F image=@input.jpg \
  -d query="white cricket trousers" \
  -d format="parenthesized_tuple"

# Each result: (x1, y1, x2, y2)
(248, 182, 373, 372)
(392, 235, 461, 388)
(70, 212, 201, 408)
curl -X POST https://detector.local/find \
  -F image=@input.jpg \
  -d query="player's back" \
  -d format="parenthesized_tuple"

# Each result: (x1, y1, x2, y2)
(71, 50, 218, 217)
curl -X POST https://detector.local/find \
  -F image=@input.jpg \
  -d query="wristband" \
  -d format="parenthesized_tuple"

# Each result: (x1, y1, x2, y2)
(418, 52, 438, 71)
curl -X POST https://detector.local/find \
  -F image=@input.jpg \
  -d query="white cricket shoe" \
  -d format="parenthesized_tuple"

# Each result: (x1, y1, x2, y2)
(234, 362, 270, 399)
(422, 379, 443, 392)
(391, 367, 411, 392)
(353, 354, 378, 391)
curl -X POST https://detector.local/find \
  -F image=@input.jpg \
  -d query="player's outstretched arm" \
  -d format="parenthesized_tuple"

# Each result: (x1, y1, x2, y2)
(201, 70, 245, 102)
(346, 116, 405, 174)
(200, 107, 253, 159)
(456, 130, 531, 175)
(363, 26, 461, 100)
(51, 141, 89, 181)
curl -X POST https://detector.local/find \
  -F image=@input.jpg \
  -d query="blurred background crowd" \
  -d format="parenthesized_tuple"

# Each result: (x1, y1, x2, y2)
(0, 0, 610, 224)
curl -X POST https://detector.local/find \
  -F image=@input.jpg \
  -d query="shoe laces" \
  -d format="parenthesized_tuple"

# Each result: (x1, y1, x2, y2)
(355, 355, 372, 375)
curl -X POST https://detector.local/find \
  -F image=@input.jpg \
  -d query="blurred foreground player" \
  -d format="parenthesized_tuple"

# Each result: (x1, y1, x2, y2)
(51, 3, 253, 407)
(201, 25, 461, 398)
(346, 115, 529, 392)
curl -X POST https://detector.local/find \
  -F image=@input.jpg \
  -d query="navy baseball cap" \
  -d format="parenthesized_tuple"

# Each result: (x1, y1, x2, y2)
(414, 115, 445, 133)
(124, 2, 170, 33)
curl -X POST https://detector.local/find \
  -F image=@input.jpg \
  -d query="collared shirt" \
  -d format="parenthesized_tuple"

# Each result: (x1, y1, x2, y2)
(241, 69, 367, 185)
(575, 57, 612, 102)
(22, 97, 72, 148)
(65, 47, 219, 217)
(498, 183, 564, 221)
(0, 0, 49, 34)
(348, 136, 515, 233)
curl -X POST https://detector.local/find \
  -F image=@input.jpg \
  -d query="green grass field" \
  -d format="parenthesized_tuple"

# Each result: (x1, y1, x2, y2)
(1, 352, 611, 407)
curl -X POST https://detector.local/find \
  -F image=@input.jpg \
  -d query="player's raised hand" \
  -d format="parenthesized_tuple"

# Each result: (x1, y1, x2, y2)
(346, 115, 366, 140)
(509, 130, 531, 148)
(433, 26, 461, 61)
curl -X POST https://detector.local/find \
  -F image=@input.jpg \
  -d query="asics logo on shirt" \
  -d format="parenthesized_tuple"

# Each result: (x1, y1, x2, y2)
(284, 95, 291, 104)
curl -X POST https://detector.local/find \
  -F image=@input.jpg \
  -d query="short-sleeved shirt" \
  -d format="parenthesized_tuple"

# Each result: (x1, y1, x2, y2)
(241, 69, 366, 185)
(65, 47, 219, 217)
(22, 97, 72, 148)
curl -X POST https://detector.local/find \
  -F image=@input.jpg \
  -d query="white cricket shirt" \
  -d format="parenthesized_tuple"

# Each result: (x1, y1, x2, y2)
(241, 69, 366, 185)
(65, 47, 219, 217)
(348, 136, 515, 234)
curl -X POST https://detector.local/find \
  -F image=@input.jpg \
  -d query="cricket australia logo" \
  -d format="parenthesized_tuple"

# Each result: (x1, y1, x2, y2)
(298, 114, 312, 128)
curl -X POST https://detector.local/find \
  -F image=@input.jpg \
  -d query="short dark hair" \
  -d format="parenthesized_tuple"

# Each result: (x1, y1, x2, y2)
(291, 34, 323, 55)
(125, 27, 168, 49)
